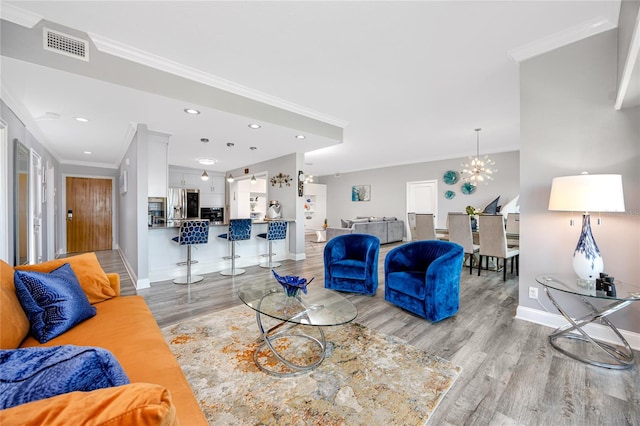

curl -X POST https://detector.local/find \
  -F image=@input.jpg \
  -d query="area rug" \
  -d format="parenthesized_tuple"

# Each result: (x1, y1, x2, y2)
(161, 305, 461, 425)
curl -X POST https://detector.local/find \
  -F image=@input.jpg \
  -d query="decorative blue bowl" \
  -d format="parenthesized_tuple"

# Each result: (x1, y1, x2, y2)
(272, 270, 314, 297)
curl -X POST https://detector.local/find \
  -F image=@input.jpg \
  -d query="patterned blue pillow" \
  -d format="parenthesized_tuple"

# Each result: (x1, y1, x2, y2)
(0, 345, 130, 409)
(14, 263, 97, 343)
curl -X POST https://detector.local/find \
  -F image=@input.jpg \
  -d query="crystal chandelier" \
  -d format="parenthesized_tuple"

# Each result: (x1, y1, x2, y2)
(461, 128, 496, 184)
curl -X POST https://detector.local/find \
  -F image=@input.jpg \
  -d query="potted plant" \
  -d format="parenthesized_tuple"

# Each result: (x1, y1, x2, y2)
(323, 218, 328, 230)
(465, 205, 480, 231)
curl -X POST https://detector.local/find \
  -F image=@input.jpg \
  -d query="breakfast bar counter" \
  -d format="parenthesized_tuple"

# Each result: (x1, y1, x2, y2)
(147, 220, 293, 283)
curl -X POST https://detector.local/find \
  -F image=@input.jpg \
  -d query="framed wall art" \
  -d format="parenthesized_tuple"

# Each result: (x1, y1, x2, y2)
(352, 185, 371, 202)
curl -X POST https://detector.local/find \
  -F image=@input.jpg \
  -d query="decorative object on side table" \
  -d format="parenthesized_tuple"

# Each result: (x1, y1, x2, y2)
(548, 173, 625, 280)
(272, 270, 314, 297)
(443, 170, 459, 185)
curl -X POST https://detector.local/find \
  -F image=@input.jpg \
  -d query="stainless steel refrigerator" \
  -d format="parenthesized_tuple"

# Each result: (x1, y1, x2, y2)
(167, 188, 200, 220)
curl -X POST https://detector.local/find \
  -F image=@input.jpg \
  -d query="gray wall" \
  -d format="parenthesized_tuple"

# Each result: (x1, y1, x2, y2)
(520, 29, 640, 332)
(319, 150, 520, 230)
(1, 99, 59, 265)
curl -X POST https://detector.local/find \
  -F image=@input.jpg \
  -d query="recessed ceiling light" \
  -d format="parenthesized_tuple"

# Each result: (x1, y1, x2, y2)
(200, 138, 209, 143)
(249, 146, 257, 151)
(198, 158, 216, 165)
(75, 117, 89, 122)
(248, 123, 261, 129)
(295, 135, 306, 139)
(184, 108, 200, 115)
(83, 151, 92, 155)
(226, 142, 235, 147)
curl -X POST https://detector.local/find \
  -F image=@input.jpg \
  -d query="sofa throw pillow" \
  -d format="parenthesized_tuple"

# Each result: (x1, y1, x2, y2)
(15, 252, 116, 304)
(340, 219, 350, 228)
(0, 345, 130, 410)
(14, 264, 97, 343)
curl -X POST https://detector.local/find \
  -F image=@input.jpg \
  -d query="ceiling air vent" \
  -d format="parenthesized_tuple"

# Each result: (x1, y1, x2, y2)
(43, 28, 89, 61)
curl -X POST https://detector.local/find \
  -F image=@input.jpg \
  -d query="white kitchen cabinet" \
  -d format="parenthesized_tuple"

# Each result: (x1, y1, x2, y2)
(147, 131, 169, 197)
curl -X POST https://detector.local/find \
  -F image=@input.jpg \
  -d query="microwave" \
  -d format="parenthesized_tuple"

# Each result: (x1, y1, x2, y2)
(200, 207, 224, 223)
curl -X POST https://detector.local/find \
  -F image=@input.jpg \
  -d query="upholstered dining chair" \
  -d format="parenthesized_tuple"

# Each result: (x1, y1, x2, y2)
(447, 212, 480, 274)
(477, 214, 519, 281)
(324, 234, 380, 295)
(505, 213, 520, 248)
(384, 240, 464, 322)
(408, 213, 437, 240)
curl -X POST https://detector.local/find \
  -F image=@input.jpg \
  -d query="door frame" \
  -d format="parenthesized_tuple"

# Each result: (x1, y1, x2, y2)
(62, 174, 116, 254)
(406, 179, 438, 238)
(29, 148, 42, 264)
(0, 119, 7, 262)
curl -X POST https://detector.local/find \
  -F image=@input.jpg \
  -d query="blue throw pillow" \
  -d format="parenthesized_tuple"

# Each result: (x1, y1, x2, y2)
(0, 345, 130, 410)
(14, 263, 97, 343)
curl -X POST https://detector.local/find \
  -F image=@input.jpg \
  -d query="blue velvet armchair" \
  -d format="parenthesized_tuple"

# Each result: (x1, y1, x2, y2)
(324, 234, 380, 295)
(384, 240, 464, 322)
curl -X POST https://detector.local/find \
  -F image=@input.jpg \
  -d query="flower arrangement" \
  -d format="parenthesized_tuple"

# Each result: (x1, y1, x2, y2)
(465, 205, 480, 216)
(272, 270, 314, 297)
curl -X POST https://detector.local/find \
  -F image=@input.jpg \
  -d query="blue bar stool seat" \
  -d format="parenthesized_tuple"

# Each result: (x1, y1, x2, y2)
(218, 218, 252, 276)
(172, 219, 209, 285)
(257, 221, 287, 268)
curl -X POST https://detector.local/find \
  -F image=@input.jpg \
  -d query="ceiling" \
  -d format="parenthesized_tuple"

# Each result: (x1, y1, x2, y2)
(0, 1, 631, 177)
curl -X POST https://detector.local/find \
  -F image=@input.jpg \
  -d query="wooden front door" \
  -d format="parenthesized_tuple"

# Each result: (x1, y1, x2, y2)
(66, 177, 112, 253)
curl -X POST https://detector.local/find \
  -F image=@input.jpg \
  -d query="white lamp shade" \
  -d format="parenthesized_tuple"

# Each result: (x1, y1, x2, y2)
(548, 174, 625, 213)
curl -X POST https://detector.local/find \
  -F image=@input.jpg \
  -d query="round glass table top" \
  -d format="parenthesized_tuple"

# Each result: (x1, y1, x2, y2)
(536, 274, 640, 301)
(237, 277, 358, 326)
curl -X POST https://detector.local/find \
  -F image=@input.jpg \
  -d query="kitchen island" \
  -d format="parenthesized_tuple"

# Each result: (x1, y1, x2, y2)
(147, 220, 293, 283)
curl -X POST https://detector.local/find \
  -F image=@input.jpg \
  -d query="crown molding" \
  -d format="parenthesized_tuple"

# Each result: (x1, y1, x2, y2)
(89, 33, 348, 128)
(509, 16, 617, 62)
(0, 3, 42, 28)
(615, 9, 640, 110)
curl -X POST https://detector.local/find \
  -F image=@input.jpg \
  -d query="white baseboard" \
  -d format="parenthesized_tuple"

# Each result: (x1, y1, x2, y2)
(516, 305, 640, 351)
(115, 248, 149, 289)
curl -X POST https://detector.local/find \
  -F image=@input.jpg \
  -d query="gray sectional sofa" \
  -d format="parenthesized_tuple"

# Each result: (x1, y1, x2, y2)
(326, 217, 405, 244)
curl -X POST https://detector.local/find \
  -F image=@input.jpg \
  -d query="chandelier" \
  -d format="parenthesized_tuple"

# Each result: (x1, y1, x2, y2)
(461, 128, 496, 184)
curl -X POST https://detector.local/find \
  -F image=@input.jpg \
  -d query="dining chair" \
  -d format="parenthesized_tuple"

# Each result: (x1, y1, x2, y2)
(477, 215, 519, 281)
(447, 212, 480, 274)
(408, 213, 437, 240)
(506, 213, 520, 248)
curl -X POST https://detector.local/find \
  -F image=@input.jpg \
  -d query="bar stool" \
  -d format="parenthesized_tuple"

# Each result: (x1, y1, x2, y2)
(218, 218, 252, 276)
(257, 221, 287, 268)
(172, 219, 209, 285)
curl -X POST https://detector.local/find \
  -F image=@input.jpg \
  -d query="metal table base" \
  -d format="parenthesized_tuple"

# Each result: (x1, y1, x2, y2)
(544, 287, 635, 370)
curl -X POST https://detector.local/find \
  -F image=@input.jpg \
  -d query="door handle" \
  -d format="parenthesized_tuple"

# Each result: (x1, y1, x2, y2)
(67, 210, 73, 221)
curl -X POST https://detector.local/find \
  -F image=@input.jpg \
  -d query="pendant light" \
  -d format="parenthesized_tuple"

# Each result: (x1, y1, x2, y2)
(461, 128, 496, 184)
(201, 170, 209, 181)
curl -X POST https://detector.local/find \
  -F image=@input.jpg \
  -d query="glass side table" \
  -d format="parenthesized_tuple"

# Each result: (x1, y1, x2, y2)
(536, 274, 640, 369)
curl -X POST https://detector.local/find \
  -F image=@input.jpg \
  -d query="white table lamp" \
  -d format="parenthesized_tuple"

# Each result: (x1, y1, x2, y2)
(548, 173, 625, 280)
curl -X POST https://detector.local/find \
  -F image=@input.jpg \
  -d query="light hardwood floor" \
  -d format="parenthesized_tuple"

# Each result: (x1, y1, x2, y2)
(94, 238, 639, 425)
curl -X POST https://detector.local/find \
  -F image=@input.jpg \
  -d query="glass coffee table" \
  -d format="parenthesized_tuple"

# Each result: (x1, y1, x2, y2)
(536, 274, 640, 369)
(237, 277, 357, 377)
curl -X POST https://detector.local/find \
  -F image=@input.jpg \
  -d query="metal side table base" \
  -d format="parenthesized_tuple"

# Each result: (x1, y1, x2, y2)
(544, 287, 635, 370)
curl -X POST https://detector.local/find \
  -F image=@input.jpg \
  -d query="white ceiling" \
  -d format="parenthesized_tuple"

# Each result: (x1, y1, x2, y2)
(0, 1, 626, 177)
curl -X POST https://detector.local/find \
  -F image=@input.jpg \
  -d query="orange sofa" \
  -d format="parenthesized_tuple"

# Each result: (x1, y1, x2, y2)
(0, 253, 207, 426)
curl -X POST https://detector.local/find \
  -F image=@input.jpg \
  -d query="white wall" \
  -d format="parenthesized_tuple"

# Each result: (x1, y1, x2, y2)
(319, 150, 520, 230)
(519, 29, 640, 333)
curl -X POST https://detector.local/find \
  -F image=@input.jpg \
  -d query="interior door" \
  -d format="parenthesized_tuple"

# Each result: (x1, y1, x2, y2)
(66, 177, 112, 253)
(406, 180, 438, 238)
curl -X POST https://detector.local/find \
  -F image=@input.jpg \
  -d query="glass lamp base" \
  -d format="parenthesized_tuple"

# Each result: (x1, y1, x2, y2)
(572, 214, 603, 280)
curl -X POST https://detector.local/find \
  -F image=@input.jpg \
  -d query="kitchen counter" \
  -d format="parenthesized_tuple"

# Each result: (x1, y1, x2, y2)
(147, 220, 292, 282)
(148, 219, 294, 229)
